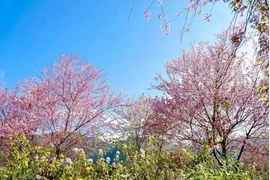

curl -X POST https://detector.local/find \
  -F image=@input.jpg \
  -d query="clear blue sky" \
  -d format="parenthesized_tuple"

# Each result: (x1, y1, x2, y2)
(0, 0, 233, 96)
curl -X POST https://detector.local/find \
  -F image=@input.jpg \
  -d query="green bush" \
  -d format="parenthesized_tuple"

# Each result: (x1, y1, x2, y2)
(0, 133, 268, 180)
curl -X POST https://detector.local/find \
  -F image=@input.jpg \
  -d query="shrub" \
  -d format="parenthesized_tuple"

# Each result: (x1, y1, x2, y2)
(0, 133, 268, 180)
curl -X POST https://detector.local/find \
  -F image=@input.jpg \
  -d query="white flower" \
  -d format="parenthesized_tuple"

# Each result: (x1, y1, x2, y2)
(66, 158, 73, 164)
(78, 148, 85, 154)
(72, 147, 78, 152)
(36, 175, 44, 179)
(40, 156, 47, 162)
(140, 149, 145, 157)
(72, 147, 85, 155)
(115, 154, 119, 161)
(120, 174, 129, 178)
(116, 150, 120, 155)
(87, 158, 93, 163)
(98, 149, 103, 155)
(106, 157, 111, 163)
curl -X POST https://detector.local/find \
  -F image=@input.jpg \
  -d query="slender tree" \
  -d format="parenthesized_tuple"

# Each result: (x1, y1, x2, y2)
(115, 94, 151, 150)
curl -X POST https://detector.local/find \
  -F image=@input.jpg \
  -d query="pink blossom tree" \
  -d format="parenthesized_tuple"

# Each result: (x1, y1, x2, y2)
(0, 85, 40, 142)
(115, 94, 179, 153)
(152, 30, 268, 165)
(0, 55, 122, 157)
(135, 0, 268, 102)
(145, 97, 181, 153)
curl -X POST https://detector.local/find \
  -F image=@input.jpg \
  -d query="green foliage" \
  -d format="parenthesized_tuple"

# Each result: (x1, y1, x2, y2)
(0, 133, 268, 180)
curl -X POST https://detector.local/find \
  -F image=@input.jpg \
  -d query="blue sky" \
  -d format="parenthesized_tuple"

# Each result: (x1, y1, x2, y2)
(0, 0, 233, 97)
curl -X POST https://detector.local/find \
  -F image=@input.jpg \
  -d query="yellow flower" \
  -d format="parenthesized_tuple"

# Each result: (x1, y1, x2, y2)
(85, 166, 91, 171)
(51, 163, 56, 168)
(44, 151, 50, 156)
(59, 154, 64, 158)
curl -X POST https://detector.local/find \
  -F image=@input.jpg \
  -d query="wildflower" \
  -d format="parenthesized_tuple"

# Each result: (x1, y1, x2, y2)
(143, 10, 151, 20)
(72, 147, 78, 152)
(85, 166, 91, 171)
(140, 149, 145, 157)
(87, 158, 93, 163)
(34, 155, 39, 159)
(66, 158, 73, 164)
(120, 174, 129, 178)
(59, 154, 64, 158)
(116, 150, 120, 155)
(36, 175, 44, 179)
(40, 156, 47, 162)
(106, 157, 111, 163)
(78, 148, 85, 154)
(73, 147, 85, 156)
(115, 154, 119, 161)
(98, 148, 103, 155)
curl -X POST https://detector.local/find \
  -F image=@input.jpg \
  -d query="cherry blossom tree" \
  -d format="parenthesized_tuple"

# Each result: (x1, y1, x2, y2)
(115, 94, 152, 150)
(151, 30, 268, 165)
(0, 55, 122, 157)
(132, 0, 268, 103)
(0, 85, 40, 142)
(145, 97, 180, 153)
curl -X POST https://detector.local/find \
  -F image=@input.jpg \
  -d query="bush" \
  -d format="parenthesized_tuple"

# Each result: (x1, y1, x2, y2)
(0, 133, 268, 180)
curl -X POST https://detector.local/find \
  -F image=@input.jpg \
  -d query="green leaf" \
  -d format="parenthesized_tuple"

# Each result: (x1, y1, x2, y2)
(257, 86, 267, 93)
(258, 97, 267, 102)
